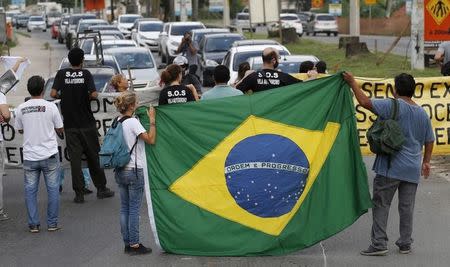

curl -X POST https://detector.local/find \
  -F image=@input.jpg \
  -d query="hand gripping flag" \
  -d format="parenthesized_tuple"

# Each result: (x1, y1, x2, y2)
(136, 73, 372, 256)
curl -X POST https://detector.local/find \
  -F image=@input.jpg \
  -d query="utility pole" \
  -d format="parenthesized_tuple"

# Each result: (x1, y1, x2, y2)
(180, 0, 187, 21)
(410, 0, 424, 69)
(349, 0, 360, 36)
(223, 0, 230, 27)
(169, 0, 175, 21)
(192, 0, 198, 21)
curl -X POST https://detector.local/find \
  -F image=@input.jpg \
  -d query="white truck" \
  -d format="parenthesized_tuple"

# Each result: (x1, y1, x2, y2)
(37, 2, 62, 27)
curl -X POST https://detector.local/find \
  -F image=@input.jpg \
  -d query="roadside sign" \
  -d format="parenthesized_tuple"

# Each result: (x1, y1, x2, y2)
(329, 4, 342, 16)
(424, 0, 450, 41)
(311, 0, 324, 9)
(364, 0, 377, 5)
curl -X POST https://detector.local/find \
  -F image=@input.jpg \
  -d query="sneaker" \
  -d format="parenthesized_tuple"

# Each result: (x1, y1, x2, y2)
(97, 187, 115, 199)
(124, 245, 131, 254)
(74, 194, 85, 203)
(29, 225, 40, 233)
(129, 244, 152, 255)
(0, 212, 9, 221)
(83, 188, 93, 195)
(48, 225, 61, 232)
(360, 246, 388, 256)
(399, 245, 411, 254)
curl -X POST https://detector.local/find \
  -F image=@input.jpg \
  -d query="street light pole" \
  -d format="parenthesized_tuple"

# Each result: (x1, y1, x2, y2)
(349, 0, 360, 36)
(410, 0, 424, 70)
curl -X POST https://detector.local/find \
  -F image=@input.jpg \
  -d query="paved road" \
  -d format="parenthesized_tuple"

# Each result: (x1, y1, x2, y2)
(0, 30, 449, 267)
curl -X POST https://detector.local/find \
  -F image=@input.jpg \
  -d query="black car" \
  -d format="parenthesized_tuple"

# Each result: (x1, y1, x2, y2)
(198, 33, 244, 86)
(15, 15, 30, 29)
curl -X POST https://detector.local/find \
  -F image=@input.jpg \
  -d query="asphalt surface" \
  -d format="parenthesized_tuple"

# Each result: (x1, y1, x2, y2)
(0, 30, 449, 267)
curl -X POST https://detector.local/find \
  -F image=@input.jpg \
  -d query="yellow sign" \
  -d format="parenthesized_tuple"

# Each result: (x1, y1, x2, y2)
(426, 0, 450, 25)
(311, 0, 324, 9)
(364, 0, 377, 5)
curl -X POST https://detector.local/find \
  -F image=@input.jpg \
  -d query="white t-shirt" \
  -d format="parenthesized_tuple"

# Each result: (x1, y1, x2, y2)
(0, 93, 7, 141)
(15, 99, 63, 161)
(121, 117, 146, 169)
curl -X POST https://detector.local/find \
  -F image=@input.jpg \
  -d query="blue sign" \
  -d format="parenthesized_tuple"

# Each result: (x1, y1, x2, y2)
(11, 0, 26, 5)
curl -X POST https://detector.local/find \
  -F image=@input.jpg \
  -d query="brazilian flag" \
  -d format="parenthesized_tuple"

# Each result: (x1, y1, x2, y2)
(137, 74, 371, 256)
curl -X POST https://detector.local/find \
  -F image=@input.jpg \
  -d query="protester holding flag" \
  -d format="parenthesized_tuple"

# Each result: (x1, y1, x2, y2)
(343, 72, 434, 256)
(158, 64, 199, 105)
(114, 91, 156, 255)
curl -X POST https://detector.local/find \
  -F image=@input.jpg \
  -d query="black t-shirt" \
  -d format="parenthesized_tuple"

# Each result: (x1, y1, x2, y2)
(52, 68, 96, 129)
(158, 85, 196, 106)
(236, 69, 301, 93)
(181, 74, 202, 95)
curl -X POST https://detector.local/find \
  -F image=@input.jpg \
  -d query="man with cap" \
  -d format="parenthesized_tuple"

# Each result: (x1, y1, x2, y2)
(237, 47, 301, 93)
(173, 55, 202, 95)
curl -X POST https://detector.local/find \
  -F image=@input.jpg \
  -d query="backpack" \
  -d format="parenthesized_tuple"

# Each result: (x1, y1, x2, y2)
(99, 116, 138, 169)
(367, 98, 405, 156)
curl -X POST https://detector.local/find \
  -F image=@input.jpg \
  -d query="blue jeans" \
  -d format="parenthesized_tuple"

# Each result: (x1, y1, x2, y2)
(115, 168, 144, 246)
(23, 155, 60, 227)
(59, 168, 91, 188)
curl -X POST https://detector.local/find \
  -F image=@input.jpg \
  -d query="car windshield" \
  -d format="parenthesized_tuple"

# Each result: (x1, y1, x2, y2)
(140, 23, 163, 32)
(110, 51, 154, 69)
(48, 12, 61, 17)
(120, 16, 140, 23)
(29, 17, 44, 21)
(233, 50, 288, 71)
(81, 40, 94, 54)
(102, 43, 135, 50)
(317, 15, 334, 21)
(92, 73, 114, 90)
(79, 22, 107, 32)
(18, 16, 29, 19)
(89, 25, 117, 31)
(252, 61, 301, 73)
(237, 14, 249, 20)
(281, 15, 298, 21)
(194, 31, 227, 43)
(170, 25, 204, 36)
(70, 15, 96, 25)
(205, 36, 243, 52)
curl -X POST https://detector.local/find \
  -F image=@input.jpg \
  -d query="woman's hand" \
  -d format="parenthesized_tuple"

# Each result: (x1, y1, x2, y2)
(147, 106, 155, 124)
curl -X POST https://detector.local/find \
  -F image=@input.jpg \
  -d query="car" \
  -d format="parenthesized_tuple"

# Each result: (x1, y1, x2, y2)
(117, 14, 142, 39)
(306, 13, 338, 37)
(190, 28, 230, 45)
(131, 20, 163, 51)
(50, 20, 60, 39)
(280, 13, 303, 37)
(88, 25, 119, 31)
(15, 15, 29, 29)
(85, 39, 138, 55)
(58, 14, 70, 44)
(47, 10, 62, 28)
(77, 19, 109, 35)
(104, 47, 159, 90)
(59, 54, 122, 75)
(27, 16, 47, 32)
(198, 33, 245, 86)
(232, 13, 255, 32)
(159, 21, 206, 64)
(43, 67, 116, 100)
(77, 30, 125, 52)
(66, 14, 97, 49)
(297, 12, 312, 31)
(221, 40, 291, 84)
(247, 55, 319, 74)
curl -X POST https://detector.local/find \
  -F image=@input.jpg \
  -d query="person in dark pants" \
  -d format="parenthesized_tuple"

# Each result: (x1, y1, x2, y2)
(344, 72, 434, 256)
(50, 48, 114, 203)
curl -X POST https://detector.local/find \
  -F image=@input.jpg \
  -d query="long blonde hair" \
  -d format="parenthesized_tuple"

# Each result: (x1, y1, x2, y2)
(114, 91, 137, 114)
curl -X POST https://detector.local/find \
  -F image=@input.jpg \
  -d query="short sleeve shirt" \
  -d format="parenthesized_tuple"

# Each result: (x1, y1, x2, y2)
(121, 117, 146, 169)
(371, 99, 435, 183)
(52, 68, 96, 129)
(236, 69, 301, 93)
(158, 85, 196, 105)
(437, 41, 450, 64)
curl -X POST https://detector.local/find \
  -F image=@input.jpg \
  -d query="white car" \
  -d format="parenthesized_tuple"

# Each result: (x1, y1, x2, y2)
(232, 12, 255, 32)
(117, 14, 142, 39)
(306, 13, 338, 37)
(280, 13, 303, 37)
(221, 40, 291, 84)
(132, 20, 163, 51)
(27, 16, 46, 32)
(247, 55, 319, 74)
(104, 47, 160, 90)
(159, 21, 205, 64)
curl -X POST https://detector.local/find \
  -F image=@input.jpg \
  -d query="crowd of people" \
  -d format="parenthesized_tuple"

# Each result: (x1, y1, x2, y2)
(0, 42, 435, 257)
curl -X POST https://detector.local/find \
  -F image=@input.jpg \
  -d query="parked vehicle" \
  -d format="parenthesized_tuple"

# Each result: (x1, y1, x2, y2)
(117, 14, 142, 39)
(198, 33, 245, 86)
(306, 13, 338, 37)
(59, 54, 122, 75)
(190, 28, 230, 45)
(51, 20, 60, 39)
(104, 47, 159, 90)
(222, 40, 290, 84)
(65, 14, 97, 49)
(77, 19, 109, 35)
(280, 13, 303, 37)
(15, 15, 30, 29)
(131, 20, 163, 51)
(27, 16, 47, 32)
(232, 13, 255, 32)
(159, 21, 206, 64)
(247, 55, 319, 73)
(82, 39, 138, 55)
